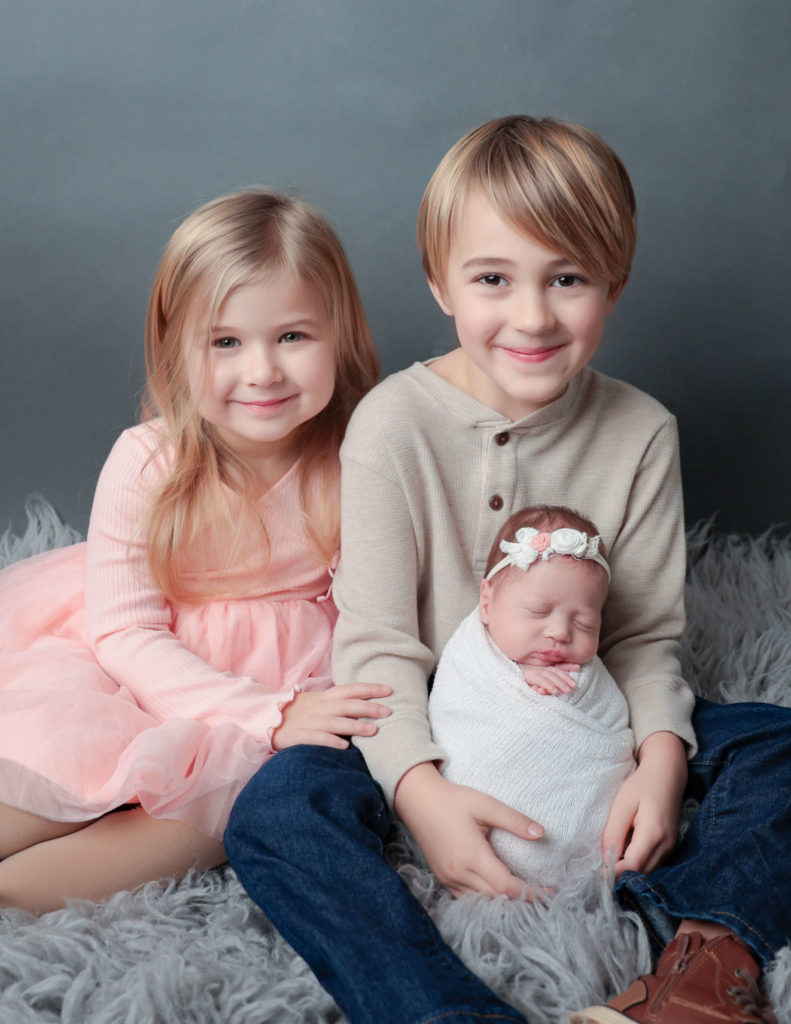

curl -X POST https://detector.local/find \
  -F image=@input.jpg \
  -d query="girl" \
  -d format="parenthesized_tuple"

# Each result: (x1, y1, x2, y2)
(0, 188, 386, 913)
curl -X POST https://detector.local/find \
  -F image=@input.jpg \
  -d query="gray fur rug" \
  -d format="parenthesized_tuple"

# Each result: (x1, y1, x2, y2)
(1, 499, 791, 1024)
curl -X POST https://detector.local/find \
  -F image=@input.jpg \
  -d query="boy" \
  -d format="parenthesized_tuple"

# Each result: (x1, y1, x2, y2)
(226, 116, 787, 1024)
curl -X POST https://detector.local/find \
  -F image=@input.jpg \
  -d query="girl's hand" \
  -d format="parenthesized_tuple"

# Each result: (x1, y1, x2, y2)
(521, 663, 579, 695)
(272, 683, 392, 751)
(394, 761, 544, 899)
(602, 730, 688, 877)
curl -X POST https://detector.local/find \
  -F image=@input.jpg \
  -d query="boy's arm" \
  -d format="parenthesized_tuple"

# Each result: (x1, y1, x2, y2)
(333, 444, 543, 897)
(332, 455, 444, 803)
(394, 761, 544, 899)
(599, 416, 696, 751)
(602, 730, 688, 875)
(598, 415, 694, 870)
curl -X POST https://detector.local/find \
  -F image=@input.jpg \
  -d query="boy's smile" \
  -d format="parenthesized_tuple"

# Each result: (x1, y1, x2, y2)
(428, 191, 622, 421)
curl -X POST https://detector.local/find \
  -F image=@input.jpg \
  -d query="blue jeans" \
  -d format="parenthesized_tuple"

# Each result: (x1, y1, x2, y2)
(225, 698, 791, 1021)
(225, 743, 524, 1024)
(616, 697, 791, 966)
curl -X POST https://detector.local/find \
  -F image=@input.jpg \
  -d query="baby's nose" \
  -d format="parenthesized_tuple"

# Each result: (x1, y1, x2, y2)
(545, 617, 571, 641)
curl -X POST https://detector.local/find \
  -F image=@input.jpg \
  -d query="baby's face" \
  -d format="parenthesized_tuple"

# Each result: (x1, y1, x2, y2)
(479, 556, 607, 668)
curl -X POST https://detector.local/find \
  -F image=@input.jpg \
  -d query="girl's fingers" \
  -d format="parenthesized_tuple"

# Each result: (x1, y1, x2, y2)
(321, 697, 391, 719)
(329, 717, 378, 737)
(331, 683, 392, 699)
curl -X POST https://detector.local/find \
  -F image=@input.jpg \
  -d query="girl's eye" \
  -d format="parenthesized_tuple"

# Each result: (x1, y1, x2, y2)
(212, 336, 240, 349)
(477, 274, 508, 288)
(279, 331, 305, 344)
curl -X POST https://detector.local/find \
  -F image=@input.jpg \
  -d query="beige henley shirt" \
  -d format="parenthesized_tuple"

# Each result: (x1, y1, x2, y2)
(333, 362, 696, 804)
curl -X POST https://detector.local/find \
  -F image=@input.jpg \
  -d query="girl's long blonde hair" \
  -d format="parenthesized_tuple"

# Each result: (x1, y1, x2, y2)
(141, 188, 379, 604)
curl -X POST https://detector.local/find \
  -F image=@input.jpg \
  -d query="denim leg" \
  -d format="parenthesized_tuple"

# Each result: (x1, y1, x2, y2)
(225, 744, 525, 1024)
(616, 697, 791, 965)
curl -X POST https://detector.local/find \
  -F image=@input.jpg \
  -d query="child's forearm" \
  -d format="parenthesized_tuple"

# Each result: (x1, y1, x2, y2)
(599, 417, 697, 751)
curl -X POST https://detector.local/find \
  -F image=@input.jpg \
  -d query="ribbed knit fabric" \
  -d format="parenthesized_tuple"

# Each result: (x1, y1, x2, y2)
(84, 422, 336, 737)
(429, 610, 635, 887)
(334, 363, 696, 805)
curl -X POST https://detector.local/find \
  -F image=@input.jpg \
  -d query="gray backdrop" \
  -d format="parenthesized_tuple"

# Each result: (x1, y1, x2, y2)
(1, 0, 789, 537)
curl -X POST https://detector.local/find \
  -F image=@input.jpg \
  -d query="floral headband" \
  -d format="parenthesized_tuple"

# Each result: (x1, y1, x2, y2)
(486, 527, 611, 582)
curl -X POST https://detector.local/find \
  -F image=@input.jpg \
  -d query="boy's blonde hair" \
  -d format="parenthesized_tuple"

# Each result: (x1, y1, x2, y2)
(141, 188, 379, 603)
(417, 115, 636, 290)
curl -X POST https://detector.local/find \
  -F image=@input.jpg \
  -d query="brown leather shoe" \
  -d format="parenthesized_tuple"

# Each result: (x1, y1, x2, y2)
(568, 931, 777, 1023)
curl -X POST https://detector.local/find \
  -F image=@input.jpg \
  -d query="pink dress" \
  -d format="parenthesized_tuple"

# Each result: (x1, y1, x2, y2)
(0, 423, 337, 839)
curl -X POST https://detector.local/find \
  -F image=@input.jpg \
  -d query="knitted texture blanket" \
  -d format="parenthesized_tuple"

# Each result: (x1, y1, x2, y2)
(429, 610, 634, 887)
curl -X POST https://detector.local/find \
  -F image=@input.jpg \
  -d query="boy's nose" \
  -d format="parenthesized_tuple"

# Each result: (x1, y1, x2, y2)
(510, 289, 556, 335)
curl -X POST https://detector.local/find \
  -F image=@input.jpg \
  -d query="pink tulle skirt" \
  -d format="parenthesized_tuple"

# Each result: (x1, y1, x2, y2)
(0, 544, 336, 839)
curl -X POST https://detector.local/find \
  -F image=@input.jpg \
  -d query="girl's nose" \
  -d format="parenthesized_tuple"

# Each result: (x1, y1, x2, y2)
(244, 344, 283, 386)
(510, 288, 556, 335)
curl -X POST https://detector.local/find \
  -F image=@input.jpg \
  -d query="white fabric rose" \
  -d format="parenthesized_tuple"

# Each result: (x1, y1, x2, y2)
(499, 528, 542, 569)
(549, 528, 589, 557)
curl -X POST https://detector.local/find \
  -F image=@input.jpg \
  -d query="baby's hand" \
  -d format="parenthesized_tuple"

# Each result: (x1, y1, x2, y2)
(272, 683, 392, 751)
(521, 664, 579, 695)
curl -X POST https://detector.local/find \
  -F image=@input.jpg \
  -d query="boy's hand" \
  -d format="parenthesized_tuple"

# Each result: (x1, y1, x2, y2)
(602, 730, 687, 876)
(272, 683, 392, 751)
(393, 761, 544, 899)
(521, 663, 579, 695)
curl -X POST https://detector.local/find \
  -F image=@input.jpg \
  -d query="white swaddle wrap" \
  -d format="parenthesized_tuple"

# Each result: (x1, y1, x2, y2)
(428, 609, 635, 887)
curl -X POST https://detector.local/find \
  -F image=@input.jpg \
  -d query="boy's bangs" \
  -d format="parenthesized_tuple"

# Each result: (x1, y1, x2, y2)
(421, 116, 636, 288)
(481, 153, 626, 283)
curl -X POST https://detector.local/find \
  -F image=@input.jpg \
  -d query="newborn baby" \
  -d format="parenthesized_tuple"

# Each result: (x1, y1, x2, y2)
(428, 504, 635, 889)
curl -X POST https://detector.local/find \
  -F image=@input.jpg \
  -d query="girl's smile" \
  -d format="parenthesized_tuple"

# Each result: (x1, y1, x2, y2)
(233, 396, 296, 412)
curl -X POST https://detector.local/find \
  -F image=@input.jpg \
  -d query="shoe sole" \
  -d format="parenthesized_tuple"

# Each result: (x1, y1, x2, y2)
(568, 1008, 633, 1023)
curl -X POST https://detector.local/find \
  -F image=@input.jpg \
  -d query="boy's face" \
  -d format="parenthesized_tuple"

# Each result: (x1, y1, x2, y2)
(479, 557, 606, 669)
(429, 191, 622, 420)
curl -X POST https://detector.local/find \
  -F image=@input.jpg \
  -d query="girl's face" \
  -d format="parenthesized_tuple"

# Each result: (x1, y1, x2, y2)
(479, 556, 607, 668)
(185, 270, 335, 470)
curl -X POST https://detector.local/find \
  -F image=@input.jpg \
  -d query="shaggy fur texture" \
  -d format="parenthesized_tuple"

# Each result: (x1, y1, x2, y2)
(0, 499, 789, 1023)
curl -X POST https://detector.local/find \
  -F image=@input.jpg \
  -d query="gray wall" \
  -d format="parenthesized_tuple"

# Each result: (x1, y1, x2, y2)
(1, 1, 789, 537)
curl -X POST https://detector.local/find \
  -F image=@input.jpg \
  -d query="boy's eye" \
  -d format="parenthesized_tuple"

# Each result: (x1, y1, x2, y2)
(552, 274, 583, 288)
(477, 274, 508, 288)
(212, 336, 240, 349)
(279, 331, 305, 344)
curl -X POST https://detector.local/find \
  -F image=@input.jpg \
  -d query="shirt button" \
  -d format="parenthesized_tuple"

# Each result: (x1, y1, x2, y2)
(495, 432, 510, 446)
(489, 494, 504, 511)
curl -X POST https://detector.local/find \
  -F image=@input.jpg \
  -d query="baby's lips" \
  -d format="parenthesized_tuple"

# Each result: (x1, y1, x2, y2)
(536, 649, 566, 664)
